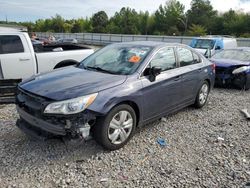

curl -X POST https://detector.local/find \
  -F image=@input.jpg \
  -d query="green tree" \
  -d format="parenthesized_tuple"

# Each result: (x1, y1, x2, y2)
(188, 24, 207, 36)
(187, 0, 217, 33)
(2, 3, 250, 37)
(208, 16, 224, 35)
(221, 10, 250, 37)
(21, 22, 35, 32)
(83, 18, 93, 32)
(110, 7, 140, 34)
(155, 0, 185, 35)
(146, 15, 157, 35)
(50, 14, 65, 32)
(106, 20, 120, 34)
(71, 20, 83, 33)
(92, 11, 108, 33)
(34, 19, 46, 32)
(138, 11, 150, 35)
(63, 22, 73, 33)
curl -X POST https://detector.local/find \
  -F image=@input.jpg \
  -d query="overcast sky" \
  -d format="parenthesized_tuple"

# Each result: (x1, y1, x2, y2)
(0, 0, 250, 22)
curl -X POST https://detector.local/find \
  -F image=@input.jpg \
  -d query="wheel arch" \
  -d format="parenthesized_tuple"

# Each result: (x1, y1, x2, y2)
(54, 59, 79, 69)
(204, 79, 211, 91)
(109, 100, 141, 126)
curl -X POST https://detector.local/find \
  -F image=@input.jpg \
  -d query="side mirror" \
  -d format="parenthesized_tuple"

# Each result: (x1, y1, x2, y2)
(149, 66, 161, 82)
(204, 48, 212, 58)
(215, 46, 221, 50)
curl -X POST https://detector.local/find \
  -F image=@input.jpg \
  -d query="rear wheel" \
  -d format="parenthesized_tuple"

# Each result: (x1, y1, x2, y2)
(194, 81, 210, 108)
(92, 104, 136, 150)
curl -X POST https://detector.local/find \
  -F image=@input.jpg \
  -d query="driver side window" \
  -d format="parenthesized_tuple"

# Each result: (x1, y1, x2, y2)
(150, 47, 176, 71)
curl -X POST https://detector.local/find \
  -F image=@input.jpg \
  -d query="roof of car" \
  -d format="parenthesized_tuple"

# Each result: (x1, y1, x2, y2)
(112, 41, 188, 48)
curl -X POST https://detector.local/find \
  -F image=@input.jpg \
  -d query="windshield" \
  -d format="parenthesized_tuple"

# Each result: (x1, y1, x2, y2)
(192, 39, 215, 49)
(80, 44, 152, 75)
(212, 49, 250, 61)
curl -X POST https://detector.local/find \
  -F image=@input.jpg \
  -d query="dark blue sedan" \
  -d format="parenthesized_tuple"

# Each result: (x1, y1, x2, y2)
(16, 41, 215, 150)
(210, 48, 250, 90)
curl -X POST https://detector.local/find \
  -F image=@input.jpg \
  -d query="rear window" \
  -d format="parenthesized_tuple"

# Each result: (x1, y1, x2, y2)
(177, 48, 194, 67)
(0, 35, 24, 54)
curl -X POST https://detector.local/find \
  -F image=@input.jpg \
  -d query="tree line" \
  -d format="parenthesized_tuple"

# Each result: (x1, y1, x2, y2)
(2, 0, 250, 37)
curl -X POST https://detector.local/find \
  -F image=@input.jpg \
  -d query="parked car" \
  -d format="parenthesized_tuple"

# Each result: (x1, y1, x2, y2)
(56, 38, 78, 44)
(16, 41, 215, 150)
(190, 36, 237, 56)
(210, 47, 250, 90)
(34, 37, 51, 45)
(0, 32, 94, 103)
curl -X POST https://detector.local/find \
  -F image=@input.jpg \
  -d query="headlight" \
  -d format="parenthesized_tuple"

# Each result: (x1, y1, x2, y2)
(232, 66, 250, 74)
(44, 93, 98, 114)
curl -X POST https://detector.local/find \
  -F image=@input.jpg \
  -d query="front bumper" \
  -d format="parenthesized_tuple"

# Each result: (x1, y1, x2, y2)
(17, 106, 66, 136)
(15, 88, 97, 139)
(215, 73, 232, 86)
(215, 66, 249, 89)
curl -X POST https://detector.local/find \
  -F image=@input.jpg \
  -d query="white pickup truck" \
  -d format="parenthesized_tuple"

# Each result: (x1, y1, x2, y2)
(0, 32, 94, 103)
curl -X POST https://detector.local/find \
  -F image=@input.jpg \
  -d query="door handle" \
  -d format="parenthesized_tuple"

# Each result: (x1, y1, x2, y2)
(19, 58, 30, 61)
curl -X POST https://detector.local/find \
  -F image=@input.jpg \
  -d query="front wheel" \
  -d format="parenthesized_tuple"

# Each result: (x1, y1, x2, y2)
(194, 81, 210, 108)
(233, 74, 250, 90)
(92, 104, 136, 150)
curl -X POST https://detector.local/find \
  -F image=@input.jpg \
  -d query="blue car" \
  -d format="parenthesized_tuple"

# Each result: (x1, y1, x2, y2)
(16, 41, 215, 150)
(210, 48, 250, 90)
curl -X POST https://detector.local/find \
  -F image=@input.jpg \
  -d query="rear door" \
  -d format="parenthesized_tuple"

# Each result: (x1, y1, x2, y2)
(176, 47, 207, 102)
(141, 47, 183, 120)
(0, 34, 35, 79)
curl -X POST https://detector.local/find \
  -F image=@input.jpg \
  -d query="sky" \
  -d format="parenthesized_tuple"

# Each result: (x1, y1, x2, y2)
(0, 0, 250, 22)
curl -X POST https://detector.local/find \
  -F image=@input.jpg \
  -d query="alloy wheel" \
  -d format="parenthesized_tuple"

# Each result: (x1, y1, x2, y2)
(199, 84, 209, 105)
(108, 110, 134, 145)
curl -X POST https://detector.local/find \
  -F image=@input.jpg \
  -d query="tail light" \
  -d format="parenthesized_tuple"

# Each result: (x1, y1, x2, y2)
(211, 63, 216, 74)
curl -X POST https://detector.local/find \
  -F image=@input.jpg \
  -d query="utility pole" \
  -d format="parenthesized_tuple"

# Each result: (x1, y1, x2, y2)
(5, 15, 8, 23)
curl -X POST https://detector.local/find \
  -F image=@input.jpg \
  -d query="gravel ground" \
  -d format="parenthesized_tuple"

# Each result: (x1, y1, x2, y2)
(0, 88, 249, 188)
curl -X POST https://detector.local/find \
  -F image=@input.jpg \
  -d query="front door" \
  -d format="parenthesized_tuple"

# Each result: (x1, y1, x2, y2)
(141, 47, 183, 121)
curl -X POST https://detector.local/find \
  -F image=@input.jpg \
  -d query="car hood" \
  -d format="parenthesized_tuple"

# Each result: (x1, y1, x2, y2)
(20, 66, 127, 101)
(210, 58, 250, 68)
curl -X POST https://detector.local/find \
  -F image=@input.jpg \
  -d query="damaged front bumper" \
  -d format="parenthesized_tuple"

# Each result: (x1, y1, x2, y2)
(215, 66, 250, 89)
(16, 88, 98, 140)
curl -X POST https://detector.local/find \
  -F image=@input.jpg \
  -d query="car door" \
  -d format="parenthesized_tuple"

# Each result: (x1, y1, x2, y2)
(0, 35, 35, 79)
(176, 47, 206, 103)
(140, 47, 183, 120)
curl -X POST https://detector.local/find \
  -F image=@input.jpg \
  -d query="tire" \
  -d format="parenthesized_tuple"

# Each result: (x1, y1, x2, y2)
(92, 104, 136, 150)
(245, 74, 250, 90)
(194, 80, 210, 108)
(235, 74, 250, 90)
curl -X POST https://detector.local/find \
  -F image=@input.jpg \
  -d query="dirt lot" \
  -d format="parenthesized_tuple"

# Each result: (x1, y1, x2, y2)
(0, 88, 249, 188)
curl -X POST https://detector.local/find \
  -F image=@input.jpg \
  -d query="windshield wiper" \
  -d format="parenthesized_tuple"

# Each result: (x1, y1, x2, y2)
(85, 66, 116, 74)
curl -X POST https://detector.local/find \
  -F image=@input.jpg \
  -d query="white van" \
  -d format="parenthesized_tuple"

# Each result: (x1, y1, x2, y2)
(190, 36, 237, 56)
